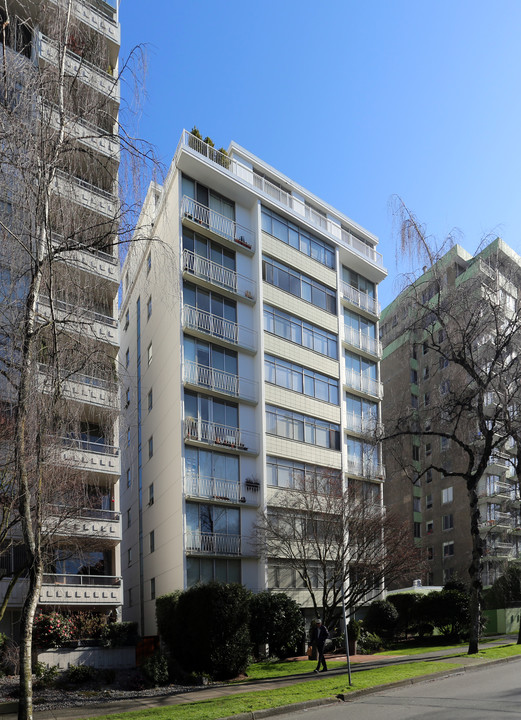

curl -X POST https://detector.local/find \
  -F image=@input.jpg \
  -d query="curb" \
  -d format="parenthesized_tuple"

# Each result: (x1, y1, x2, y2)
(217, 653, 521, 720)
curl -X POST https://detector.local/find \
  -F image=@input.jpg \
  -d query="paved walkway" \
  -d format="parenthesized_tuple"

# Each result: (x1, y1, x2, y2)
(1, 637, 518, 720)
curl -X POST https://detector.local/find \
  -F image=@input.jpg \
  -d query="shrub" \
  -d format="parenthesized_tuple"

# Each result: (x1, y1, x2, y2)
(155, 592, 181, 651)
(66, 664, 97, 684)
(363, 600, 398, 639)
(33, 612, 77, 648)
(33, 663, 59, 688)
(100, 621, 138, 647)
(249, 592, 304, 659)
(357, 630, 383, 654)
(72, 612, 106, 640)
(419, 588, 470, 639)
(142, 654, 169, 686)
(387, 593, 421, 637)
(157, 582, 251, 680)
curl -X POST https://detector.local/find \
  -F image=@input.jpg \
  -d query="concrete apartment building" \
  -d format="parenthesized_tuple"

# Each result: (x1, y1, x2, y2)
(381, 240, 521, 587)
(120, 130, 387, 635)
(0, 0, 121, 638)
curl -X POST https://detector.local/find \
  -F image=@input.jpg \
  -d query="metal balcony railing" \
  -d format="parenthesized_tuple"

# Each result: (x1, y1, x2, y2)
(346, 458, 386, 480)
(344, 411, 382, 435)
(183, 360, 257, 403)
(184, 473, 241, 502)
(55, 169, 115, 202)
(39, 363, 117, 393)
(340, 282, 380, 316)
(38, 295, 117, 328)
(343, 325, 381, 357)
(182, 248, 256, 300)
(344, 369, 383, 398)
(182, 305, 256, 352)
(182, 196, 255, 252)
(48, 505, 120, 522)
(59, 436, 119, 456)
(185, 531, 241, 555)
(42, 573, 121, 586)
(184, 418, 258, 454)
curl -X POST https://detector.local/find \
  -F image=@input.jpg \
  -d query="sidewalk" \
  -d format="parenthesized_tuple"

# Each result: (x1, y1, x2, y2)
(2, 637, 519, 720)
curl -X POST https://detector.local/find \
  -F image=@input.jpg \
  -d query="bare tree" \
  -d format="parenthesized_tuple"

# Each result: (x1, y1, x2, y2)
(256, 472, 422, 629)
(0, 2, 155, 718)
(382, 198, 521, 654)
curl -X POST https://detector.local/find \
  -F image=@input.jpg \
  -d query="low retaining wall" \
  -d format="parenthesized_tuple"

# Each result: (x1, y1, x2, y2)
(37, 646, 135, 670)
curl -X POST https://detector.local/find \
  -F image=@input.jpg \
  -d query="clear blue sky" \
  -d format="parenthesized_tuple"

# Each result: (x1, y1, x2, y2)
(120, 0, 521, 308)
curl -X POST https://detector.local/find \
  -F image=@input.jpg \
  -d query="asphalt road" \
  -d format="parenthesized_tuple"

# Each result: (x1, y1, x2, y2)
(274, 659, 521, 720)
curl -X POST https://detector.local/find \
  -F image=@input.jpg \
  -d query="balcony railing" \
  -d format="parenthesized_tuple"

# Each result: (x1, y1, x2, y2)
(178, 132, 384, 270)
(341, 282, 380, 315)
(346, 458, 386, 480)
(182, 249, 256, 301)
(59, 436, 119, 456)
(184, 473, 241, 502)
(185, 531, 241, 555)
(42, 573, 121, 586)
(182, 196, 255, 252)
(488, 454, 509, 469)
(183, 360, 257, 403)
(48, 505, 119, 522)
(343, 326, 381, 357)
(344, 411, 382, 435)
(39, 363, 117, 394)
(184, 418, 258, 454)
(38, 295, 117, 328)
(182, 305, 256, 352)
(344, 369, 383, 398)
(52, 232, 117, 265)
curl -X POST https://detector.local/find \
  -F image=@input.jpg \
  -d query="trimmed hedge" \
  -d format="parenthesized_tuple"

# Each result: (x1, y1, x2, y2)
(249, 592, 304, 659)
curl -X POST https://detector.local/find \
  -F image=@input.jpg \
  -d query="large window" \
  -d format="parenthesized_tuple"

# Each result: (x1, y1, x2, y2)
(263, 257, 336, 314)
(184, 337, 238, 375)
(186, 502, 240, 536)
(187, 557, 240, 587)
(345, 350, 377, 379)
(183, 282, 236, 323)
(182, 175, 235, 220)
(264, 305, 337, 359)
(344, 308, 376, 338)
(185, 447, 239, 483)
(342, 267, 375, 298)
(185, 391, 238, 429)
(266, 405, 340, 450)
(261, 206, 335, 269)
(265, 355, 339, 404)
(266, 455, 341, 492)
(183, 229, 235, 271)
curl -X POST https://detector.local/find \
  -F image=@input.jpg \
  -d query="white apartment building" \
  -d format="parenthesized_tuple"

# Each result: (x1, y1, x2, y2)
(0, 0, 121, 638)
(120, 130, 387, 635)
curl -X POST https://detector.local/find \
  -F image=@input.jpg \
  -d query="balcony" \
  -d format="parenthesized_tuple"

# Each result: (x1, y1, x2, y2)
(183, 360, 257, 404)
(37, 295, 118, 347)
(57, 436, 120, 476)
(344, 411, 382, 436)
(46, 506, 121, 543)
(182, 305, 256, 353)
(39, 364, 117, 410)
(54, 169, 117, 218)
(184, 418, 259, 455)
(53, 234, 118, 285)
(346, 458, 386, 480)
(184, 473, 241, 503)
(40, 574, 122, 606)
(42, 101, 119, 161)
(343, 325, 381, 357)
(185, 531, 241, 556)
(39, 34, 119, 102)
(344, 369, 383, 399)
(488, 454, 510, 472)
(182, 249, 256, 302)
(182, 196, 255, 253)
(69, 0, 120, 45)
(340, 282, 380, 316)
(480, 512, 513, 531)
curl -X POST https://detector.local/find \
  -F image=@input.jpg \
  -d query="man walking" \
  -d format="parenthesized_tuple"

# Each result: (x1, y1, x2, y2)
(311, 618, 329, 673)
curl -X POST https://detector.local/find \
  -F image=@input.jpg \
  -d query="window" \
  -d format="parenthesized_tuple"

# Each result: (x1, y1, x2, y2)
(147, 296, 152, 320)
(147, 342, 153, 365)
(124, 310, 129, 331)
(126, 468, 131, 488)
(127, 427, 131, 447)
(424, 392, 430, 406)
(127, 508, 131, 528)
(440, 380, 450, 395)
(263, 305, 338, 358)
(147, 252, 152, 275)
(148, 436, 153, 458)
(413, 497, 421, 512)
(150, 577, 155, 600)
(423, 342, 429, 355)
(125, 388, 130, 407)
(426, 468, 433, 483)
(443, 567, 455, 582)
(262, 256, 336, 314)
(439, 356, 449, 369)
(427, 546, 434, 560)
(127, 548, 132, 566)
(266, 456, 341, 492)
(426, 493, 432, 509)
(423, 366, 430, 380)
(266, 406, 341, 450)
(410, 369, 418, 384)
(261, 206, 335, 269)
(186, 558, 241, 587)
(425, 443, 432, 457)
(438, 329, 445, 343)
(441, 437, 450, 451)
(149, 531, 155, 553)
(413, 522, 421, 538)
(426, 520, 434, 534)
(411, 344, 417, 360)
(412, 445, 420, 462)
(442, 486, 453, 504)
(442, 514, 454, 531)
(264, 355, 339, 404)
(148, 388, 153, 412)
(443, 541, 455, 557)
(125, 348, 129, 368)
(149, 483, 154, 505)
(411, 395, 418, 409)
(128, 587, 132, 606)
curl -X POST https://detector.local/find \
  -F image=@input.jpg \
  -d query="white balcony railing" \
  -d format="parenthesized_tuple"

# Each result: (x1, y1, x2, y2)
(185, 531, 241, 555)
(182, 305, 256, 352)
(177, 131, 384, 271)
(344, 369, 383, 398)
(341, 282, 380, 316)
(42, 573, 121, 587)
(343, 325, 381, 357)
(346, 458, 386, 480)
(344, 411, 382, 435)
(37, 295, 117, 328)
(184, 473, 241, 502)
(183, 360, 257, 403)
(182, 249, 256, 301)
(184, 417, 259, 454)
(182, 196, 255, 252)
(59, 436, 119, 456)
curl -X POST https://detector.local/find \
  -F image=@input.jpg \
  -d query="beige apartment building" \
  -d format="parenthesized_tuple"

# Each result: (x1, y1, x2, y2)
(120, 130, 387, 635)
(0, 0, 121, 638)
(381, 241, 521, 588)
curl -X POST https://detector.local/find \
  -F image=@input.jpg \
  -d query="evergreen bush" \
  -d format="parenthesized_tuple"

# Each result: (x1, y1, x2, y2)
(249, 592, 304, 659)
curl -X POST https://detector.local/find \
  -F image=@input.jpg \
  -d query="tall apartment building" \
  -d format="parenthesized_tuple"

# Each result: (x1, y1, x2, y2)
(381, 240, 521, 587)
(120, 129, 387, 635)
(0, 0, 121, 638)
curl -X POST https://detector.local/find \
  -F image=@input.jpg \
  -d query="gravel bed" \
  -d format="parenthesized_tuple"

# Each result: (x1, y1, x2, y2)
(0, 675, 215, 713)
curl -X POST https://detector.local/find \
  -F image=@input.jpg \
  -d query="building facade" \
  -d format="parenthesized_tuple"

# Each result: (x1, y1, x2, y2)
(120, 130, 387, 635)
(0, 0, 121, 638)
(381, 241, 521, 588)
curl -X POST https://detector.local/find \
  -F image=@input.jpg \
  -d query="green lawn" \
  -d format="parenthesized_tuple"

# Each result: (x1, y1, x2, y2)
(241, 659, 348, 680)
